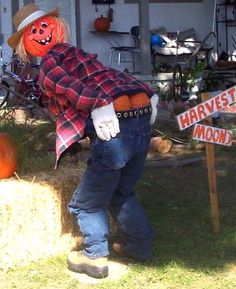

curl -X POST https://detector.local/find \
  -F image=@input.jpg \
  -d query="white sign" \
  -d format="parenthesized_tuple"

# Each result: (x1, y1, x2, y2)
(192, 124, 232, 146)
(176, 86, 236, 130)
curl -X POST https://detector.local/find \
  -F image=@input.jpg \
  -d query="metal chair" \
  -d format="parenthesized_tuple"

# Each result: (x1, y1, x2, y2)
(153, 29, 215, 72)
(109, 26, 140, 73)
(152, 29, 215, 99)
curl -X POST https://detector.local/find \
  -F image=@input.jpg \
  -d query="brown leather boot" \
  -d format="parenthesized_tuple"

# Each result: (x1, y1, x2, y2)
(112, 242, 123, 255)
(112, 242, 150, 263)
(67, 251, 108, 279)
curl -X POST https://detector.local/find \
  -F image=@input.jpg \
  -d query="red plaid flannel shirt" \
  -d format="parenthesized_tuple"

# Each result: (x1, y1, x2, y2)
(39, 43, 154, 167)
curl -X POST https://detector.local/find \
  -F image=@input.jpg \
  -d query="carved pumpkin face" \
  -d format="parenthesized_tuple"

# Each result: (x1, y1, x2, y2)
(23, 16, 64, 57)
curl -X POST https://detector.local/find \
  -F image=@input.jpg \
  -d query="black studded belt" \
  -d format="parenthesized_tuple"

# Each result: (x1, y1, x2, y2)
(116, 105, 152, 119)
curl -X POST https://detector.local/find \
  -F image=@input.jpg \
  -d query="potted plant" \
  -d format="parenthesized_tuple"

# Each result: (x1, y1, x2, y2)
(179, 61, 207, 101)
(200, 70, 225, 93)
(200, 70, 227, 119)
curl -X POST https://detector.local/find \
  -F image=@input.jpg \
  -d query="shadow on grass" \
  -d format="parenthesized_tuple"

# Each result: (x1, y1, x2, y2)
(135, 148, 236, 273)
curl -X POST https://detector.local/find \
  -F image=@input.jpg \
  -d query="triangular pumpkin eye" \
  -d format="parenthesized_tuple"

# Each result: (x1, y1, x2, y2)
(41, 21, 48, 28)
(31, 25, 37, 34)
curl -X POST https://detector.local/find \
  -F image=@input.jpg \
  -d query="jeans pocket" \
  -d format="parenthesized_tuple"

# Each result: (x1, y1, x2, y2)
(92, 134, 134, 170)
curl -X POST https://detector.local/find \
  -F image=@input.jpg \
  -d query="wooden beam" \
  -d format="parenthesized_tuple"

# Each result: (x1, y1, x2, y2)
(201, 92, 220, 234)
(74, 0, 81, 47)
(138, 0, 152, 74)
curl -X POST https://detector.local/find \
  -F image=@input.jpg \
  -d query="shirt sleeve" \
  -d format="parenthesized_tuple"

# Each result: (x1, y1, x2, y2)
(40, 53, 113, 113)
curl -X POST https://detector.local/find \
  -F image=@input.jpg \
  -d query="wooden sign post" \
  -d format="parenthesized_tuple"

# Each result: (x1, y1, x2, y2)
(175, 87, 236, 233)
(201, 92, 220, 234)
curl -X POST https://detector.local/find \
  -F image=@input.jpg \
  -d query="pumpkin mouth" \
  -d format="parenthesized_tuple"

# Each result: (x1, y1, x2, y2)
(34, 34, 52, 45)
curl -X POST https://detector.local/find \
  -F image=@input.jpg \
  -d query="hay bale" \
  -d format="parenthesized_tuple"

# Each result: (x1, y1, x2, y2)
(0, 164, 86, 270)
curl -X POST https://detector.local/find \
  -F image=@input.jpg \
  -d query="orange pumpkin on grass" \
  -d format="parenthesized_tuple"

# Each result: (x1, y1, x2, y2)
(0, 133, 17, 179)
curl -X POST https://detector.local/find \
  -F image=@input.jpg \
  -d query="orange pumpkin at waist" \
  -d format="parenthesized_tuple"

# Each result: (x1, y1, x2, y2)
(113, 93, 150, 111)
(129, 92, 150, 109)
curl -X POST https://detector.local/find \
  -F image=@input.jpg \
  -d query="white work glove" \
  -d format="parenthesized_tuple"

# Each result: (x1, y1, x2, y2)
(150, 93, 159, 125)
(91, 102, 120, 141)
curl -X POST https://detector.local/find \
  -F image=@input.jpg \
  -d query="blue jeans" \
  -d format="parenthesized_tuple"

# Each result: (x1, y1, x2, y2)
(68, 113, 154, 260)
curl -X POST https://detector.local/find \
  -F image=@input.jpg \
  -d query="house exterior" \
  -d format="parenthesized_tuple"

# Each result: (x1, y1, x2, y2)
(0, 0, 220, 72)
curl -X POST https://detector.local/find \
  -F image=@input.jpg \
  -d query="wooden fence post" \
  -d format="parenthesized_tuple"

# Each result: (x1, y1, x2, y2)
(201, 92, 220, 234)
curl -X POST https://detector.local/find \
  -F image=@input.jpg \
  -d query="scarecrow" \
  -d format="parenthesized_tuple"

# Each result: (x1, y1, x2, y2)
(8, 4, 159, 279)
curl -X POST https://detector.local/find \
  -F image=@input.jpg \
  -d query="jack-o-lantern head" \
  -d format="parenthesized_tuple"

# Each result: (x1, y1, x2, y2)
(8, 4, 69, 61)
(23, 16, 65, 57)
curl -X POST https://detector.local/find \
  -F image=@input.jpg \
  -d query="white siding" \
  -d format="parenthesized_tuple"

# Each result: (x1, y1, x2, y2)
(0, 0, 13, 63)
(80, 0, 216, 68)
(0, 0, 221, 70)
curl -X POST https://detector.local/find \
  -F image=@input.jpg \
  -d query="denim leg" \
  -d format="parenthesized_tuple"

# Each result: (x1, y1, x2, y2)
(109, 136, 154, 261)
(68, 114, 153, 259)
(68, 159, 121, 259)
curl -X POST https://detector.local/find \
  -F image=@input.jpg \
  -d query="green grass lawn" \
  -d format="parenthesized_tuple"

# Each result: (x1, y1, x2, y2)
(1, 120, 236, 289)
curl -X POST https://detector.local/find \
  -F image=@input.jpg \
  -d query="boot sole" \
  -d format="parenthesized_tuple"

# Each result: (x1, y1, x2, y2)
(67, 259, 108, 279)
